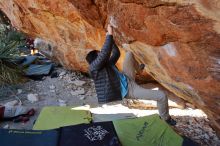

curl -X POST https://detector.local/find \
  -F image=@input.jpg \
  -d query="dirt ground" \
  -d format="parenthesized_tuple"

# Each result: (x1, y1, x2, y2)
(0, 67, 219, 146)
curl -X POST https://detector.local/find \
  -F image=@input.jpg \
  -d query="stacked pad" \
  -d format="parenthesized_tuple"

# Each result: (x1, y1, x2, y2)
(31, 107, 188, 146)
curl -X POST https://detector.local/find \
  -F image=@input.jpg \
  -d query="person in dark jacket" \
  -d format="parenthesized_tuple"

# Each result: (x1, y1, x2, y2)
(86, 25, 176, 125)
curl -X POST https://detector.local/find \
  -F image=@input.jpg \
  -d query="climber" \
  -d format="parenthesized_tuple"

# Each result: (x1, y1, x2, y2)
(86, 24, 176, 126)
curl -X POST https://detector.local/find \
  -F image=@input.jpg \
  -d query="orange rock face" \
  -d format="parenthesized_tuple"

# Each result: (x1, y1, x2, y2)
(0, 0, 220, 135)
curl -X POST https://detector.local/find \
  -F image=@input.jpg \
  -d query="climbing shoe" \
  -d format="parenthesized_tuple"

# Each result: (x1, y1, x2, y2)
(25, 108, 35, 117)
(166, 117, 177, 126)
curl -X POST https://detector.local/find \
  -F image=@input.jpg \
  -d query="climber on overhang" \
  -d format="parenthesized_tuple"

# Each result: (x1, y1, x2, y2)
(86, 24, 176, 126)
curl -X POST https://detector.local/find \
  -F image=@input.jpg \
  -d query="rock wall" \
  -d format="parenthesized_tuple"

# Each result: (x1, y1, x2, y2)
(0, 0, 220, 135)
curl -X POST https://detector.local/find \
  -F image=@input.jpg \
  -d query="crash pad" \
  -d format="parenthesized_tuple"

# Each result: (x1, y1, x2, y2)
(113, 114, 183, 146)
(0, 105, 4, 120)
(0, 129, 59, 146)
(59, 121, 121, 146)
(25, 64, 53, 76)
(22, 56, 37, 66)
(33, 106, 92, 130)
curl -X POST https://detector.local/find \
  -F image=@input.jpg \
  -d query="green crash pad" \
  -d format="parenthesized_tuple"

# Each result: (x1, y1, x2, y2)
(113, 114, 183, 146)
(33, 106, 92, 130)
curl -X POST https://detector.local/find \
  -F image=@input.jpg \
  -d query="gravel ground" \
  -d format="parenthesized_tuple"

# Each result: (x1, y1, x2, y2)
(0, 67, 219, 146)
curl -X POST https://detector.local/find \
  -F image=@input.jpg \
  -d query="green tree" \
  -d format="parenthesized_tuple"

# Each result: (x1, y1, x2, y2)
(0, 24, 26, 86)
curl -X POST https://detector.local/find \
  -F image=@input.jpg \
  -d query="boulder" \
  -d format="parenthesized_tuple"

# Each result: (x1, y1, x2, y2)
(0, 0, 220, 136)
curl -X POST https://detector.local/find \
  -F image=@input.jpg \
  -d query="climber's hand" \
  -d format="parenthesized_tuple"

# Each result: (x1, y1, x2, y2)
(107, 24, 113, 35)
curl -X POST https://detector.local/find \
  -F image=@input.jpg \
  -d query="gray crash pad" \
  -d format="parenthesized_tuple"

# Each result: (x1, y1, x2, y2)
(22, 56, 37, 66)
(25, 64, 53, 76)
